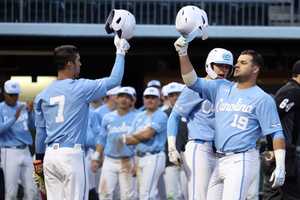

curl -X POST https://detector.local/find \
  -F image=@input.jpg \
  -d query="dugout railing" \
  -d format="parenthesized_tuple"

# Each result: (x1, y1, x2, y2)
(0, 0, 298, 26)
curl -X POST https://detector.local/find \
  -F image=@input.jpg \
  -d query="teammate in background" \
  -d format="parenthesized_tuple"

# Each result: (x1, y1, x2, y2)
(160, 84, 171, 111)
(175, 36, 286, 200)
(0, 80, 36, 200)
(121, 87, 168, 200)
(34, 35, 130, 200)
(167, 49, 233, 200)
(96, 87, 137, 200)
(147, 80, 162, 89)
(94, 86, 120, 124)
(138, 80, 163, 112)
(86, 107, 102, 200)
(163, 82, 188, 200)
(262, 60, 300, 200)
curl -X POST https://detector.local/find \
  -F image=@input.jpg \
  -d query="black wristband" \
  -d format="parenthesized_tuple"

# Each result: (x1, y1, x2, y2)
(36, 153, 45, 161)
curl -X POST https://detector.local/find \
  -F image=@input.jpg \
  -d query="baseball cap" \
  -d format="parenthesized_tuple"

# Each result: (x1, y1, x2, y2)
(126, 86, 136, 96)
(106, 86, 121, 96)
(292, 60, 300, 75)
(117, 86, 135, 98)
(161, 85, 169, 97)
(147, 80, 161, 88)
(143, 87, 160, 98)
(167, 82, 185, 95)
(4, 80, 21, 94)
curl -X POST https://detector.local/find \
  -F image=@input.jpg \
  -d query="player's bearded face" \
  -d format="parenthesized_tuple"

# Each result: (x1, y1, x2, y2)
(233, 55, 255, 82)
(144, 96, 160, 111)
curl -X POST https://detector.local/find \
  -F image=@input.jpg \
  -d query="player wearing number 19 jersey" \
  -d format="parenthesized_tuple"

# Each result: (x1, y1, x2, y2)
(34, 37, 130, 200)
(174, 36, 286, 200)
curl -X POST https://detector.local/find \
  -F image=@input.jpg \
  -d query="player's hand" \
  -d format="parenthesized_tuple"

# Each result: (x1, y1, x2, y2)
(168, 149, 182, 165)
(114, 35, 130, 55)
(269, 166, 285, 188)
(174, 36, 188, 56)
(15, 105, 24, 120)
(91, 151, 103, 172)
(91, 160, 101, 173)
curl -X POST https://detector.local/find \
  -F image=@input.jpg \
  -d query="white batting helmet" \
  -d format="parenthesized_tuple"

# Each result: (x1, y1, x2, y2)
(205, 48, 234, 79)
(105, 9, 136, 40)
(175, 5, 208, 41)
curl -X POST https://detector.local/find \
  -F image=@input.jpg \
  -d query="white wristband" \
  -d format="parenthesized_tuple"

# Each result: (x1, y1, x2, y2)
(274, 149, 286, 169)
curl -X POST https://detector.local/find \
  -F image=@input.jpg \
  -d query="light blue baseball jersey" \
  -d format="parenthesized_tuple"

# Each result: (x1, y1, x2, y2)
(94, 104, 113, 126)
(0, 102, 34, 147)
(85, 107, 101, 149)
(131, 109, 168, 153)
(168, 87, 214, 141)
(98, 110, 137, 158)
(189, 78, 283, 152)
(34, 54, 125, 153)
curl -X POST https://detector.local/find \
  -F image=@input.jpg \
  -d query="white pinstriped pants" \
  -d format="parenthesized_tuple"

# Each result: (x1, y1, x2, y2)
(182, 141, 216, 200)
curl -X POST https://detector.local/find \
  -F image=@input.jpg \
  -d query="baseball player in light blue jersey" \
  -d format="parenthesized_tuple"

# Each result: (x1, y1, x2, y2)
(175, 37, 286, 200)
(96, 87, 137, 200)
(167, 50, 233, 200)
(121, 87, 168, 200)
(34, 36, 130, 200)
(0, 80, 36, 200)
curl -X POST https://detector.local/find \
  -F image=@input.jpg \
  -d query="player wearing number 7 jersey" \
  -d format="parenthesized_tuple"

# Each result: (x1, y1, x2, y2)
(34, 36, 130, 200)
(175, 37, 286, 200)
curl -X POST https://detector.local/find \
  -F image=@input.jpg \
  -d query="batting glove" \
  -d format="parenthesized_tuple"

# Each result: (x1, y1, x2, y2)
(168, 136, 181, 165)
(174, 36, 188, 56)
(114, 35, 130, 55)
(269, 149, 286, 188)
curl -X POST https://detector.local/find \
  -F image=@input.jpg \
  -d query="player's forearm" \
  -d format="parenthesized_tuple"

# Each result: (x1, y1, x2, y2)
(180, 56, 198, 86)
(273, 138, 286, 150)
(167, 111, 180, 137)
(35, 127, 47, 156)
(125, 128, 155, 145)
(124, 135, 140, 145)
(105, 54, 125, 90)
(0, 117, 16, 134)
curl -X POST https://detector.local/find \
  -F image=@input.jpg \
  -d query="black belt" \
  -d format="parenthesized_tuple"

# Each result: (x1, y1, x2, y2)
(3, 144, 27, 149)
(215, 148, 256, 158)
(136, 151, 161, 157)
(106, 155, 132, 159)
(189, 139, 212, 144)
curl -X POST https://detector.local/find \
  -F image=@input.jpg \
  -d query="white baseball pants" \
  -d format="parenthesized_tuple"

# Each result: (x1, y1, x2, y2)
(98, 156, 136, 200)
(136, 151, 166, 200)
(164, 165, 187, 200)
(0, 147, 37, 200)
(43, 145, 89, 200)
(206, 149, 260, 200)
(182, 141, 216, 200)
